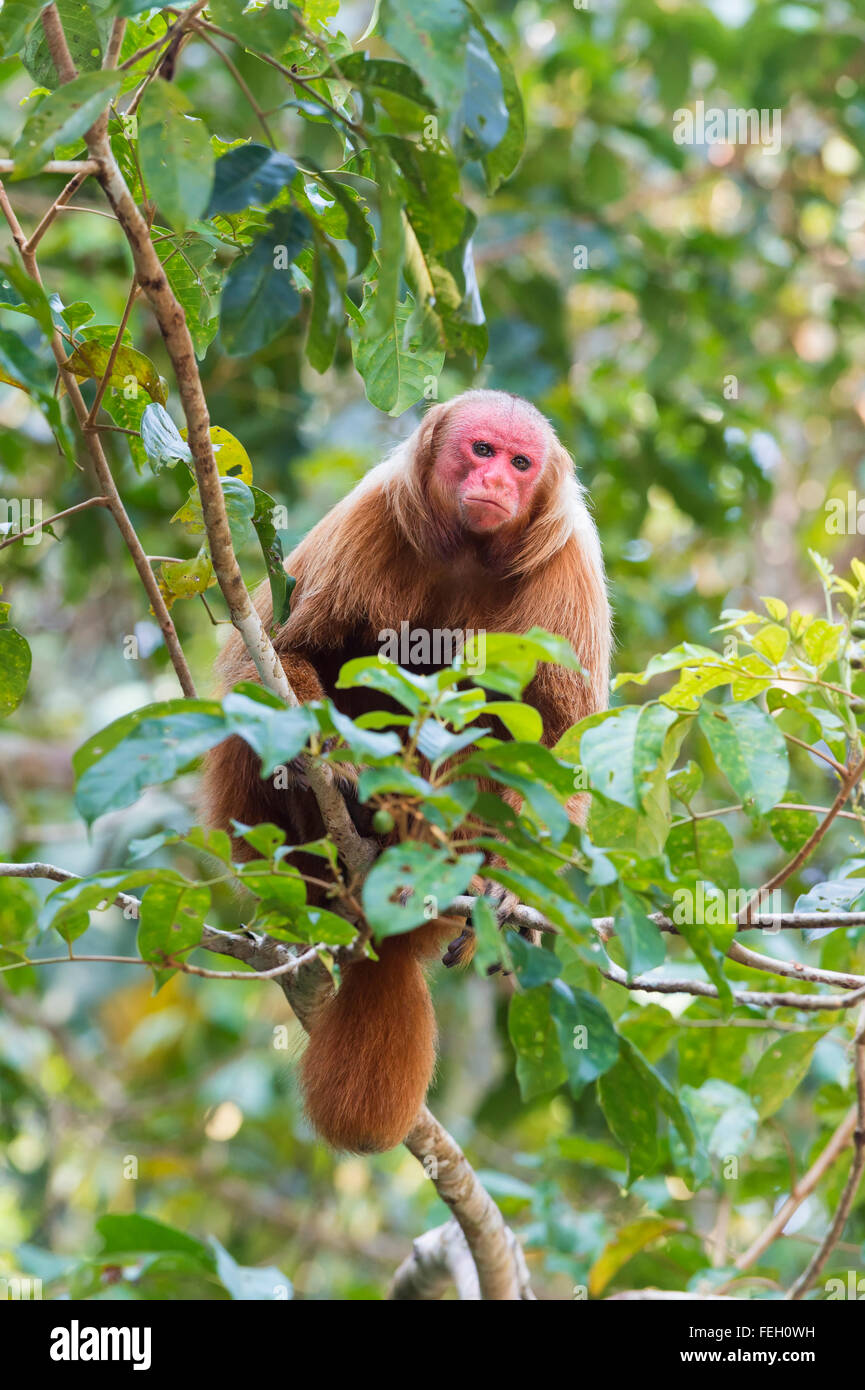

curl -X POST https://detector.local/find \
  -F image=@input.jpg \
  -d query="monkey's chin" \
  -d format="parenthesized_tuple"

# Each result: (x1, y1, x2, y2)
(460, 498, 513, 532)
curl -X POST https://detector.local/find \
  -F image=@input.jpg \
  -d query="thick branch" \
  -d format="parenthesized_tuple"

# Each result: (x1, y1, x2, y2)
(31, 3, 374, 875)
(388, 1221, 481, 1300)
(402, 1108, 523, 1300)
(0, 159, 97, 175)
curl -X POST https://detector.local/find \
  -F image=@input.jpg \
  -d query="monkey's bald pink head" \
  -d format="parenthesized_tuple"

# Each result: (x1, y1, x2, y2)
(433, 393, 550, 535)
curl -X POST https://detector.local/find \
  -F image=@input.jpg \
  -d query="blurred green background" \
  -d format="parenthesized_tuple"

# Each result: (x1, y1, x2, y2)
(1, 0, 864, 1298)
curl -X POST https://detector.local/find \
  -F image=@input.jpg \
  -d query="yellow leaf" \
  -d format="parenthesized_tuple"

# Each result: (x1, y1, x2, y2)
(179, 424, 253, 483)
(751, 623, 788, 664)
(589, 1218, 681, 1297)
(761, 596, 788, 621)
(63, 341, 166, 405)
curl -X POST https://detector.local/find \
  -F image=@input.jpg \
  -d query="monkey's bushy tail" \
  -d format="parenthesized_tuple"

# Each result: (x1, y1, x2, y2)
(299, 921, 453, 1153)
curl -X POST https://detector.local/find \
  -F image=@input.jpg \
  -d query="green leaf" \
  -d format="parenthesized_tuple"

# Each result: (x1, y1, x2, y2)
(750, 1031, 824, 1118)
(667, 818, 739, 894)
(335, 657, 422, 713)
(206, 143, 297, 215)
(74, 704, 227, 824)
(463, 4, 525, 190)
(223, 691, 316, 777)
(614, 886, 666, 978)
(328, 707, 402, 760)
(751, 623, 788, 663)
(0, 323, 75, 457)
(236, 863, 307, 916)
(668, 760, 702, 807)
(379, 0, 471, 111)
(220, 210, 309, 356)
(155, 229, 221, 360)
(767, 796, 818, 853)
(249, 486, 290, 630)
(802, 617, 844, 670)
(0, 0, 48, 60)
(478, 629, 582, 698)
(41, 870, 162, 943)
(0, 628, 31, 716)
(13, 70, 121, 176)
(0, 877, 39, 953)
(138, 881, 211, 969)
(698, 700, 789, 817)
(140, 403, 193, 469)
(338, 53, 430, 106)
(138, 83, 214, 232)
(351, 289, 445, 416)
(589, 1218, 679, 1298)
(307, 234, 346, 373)
(505, 930, 561, 988)
(598, 1045, 659, 1183)
(209, 1237, 292, 1301)
(508, 987, 566, 1100)
(549, 979, 620, 1095)
(580, 702, 682, 817)
(23, 0, 108, 87)
(63, 339, 166, 404)
(97, 1214, 213, 1264)
(0, 257, 54, 334)
(480, 700, 543, 742)
(159, 550, 214, 608)
(794, 880, 865, 915)
(361, 843, 482, 937)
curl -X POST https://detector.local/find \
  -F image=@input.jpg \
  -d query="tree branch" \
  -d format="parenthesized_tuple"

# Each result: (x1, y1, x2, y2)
(402, 1107, 525, 1300)
(31, 2, 374, 876)
(388, 1221, 481, 1300)
(732, 1103, 860, 1274)
(737, 753, 865, 924)
(0, 858, 529, 1299)
(786, 1002, 865, 1298)
(0, 179, 197, 696)
(0, 495, 108, 550)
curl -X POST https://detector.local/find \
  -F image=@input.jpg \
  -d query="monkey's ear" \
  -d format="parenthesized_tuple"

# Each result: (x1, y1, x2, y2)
(413, 400, 451, 468)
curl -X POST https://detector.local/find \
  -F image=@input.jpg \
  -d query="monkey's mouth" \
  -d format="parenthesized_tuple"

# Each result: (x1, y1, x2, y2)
(463, 495, 511, 518)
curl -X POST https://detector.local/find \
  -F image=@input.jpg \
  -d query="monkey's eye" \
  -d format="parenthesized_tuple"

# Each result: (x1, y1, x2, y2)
(472, 440, 495, 457)
(511, 454, 532, 472)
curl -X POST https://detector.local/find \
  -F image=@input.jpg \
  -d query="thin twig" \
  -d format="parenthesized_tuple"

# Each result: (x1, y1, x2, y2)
(730, 1104, 859, 1275)
(84, 274, 139, 425)
(787, 1003, 865, 1298)
(194, 18, 365, 137)
(737, 753, 865, 925)
(192, 26, 276, 147)
(0, 495, 108, 550)
(24, 167, 92, 253)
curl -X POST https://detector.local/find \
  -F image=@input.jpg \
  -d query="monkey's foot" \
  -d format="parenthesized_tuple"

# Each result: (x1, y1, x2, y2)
(442, 926, 475, 969)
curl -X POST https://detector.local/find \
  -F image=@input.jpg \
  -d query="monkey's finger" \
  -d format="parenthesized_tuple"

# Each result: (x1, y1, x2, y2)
(442, 927, 475, 969)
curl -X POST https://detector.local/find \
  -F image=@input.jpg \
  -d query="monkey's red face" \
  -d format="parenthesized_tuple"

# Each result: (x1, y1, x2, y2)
(435, 402, 549, 534)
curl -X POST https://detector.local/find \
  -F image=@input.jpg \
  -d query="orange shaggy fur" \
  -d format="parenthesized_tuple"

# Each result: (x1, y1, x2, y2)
(201, 390, 610, 1152)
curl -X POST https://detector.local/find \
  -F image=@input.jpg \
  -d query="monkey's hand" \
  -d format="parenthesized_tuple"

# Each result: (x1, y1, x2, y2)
(480, 878, 521, 930)
(441, 880, 528, 972)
